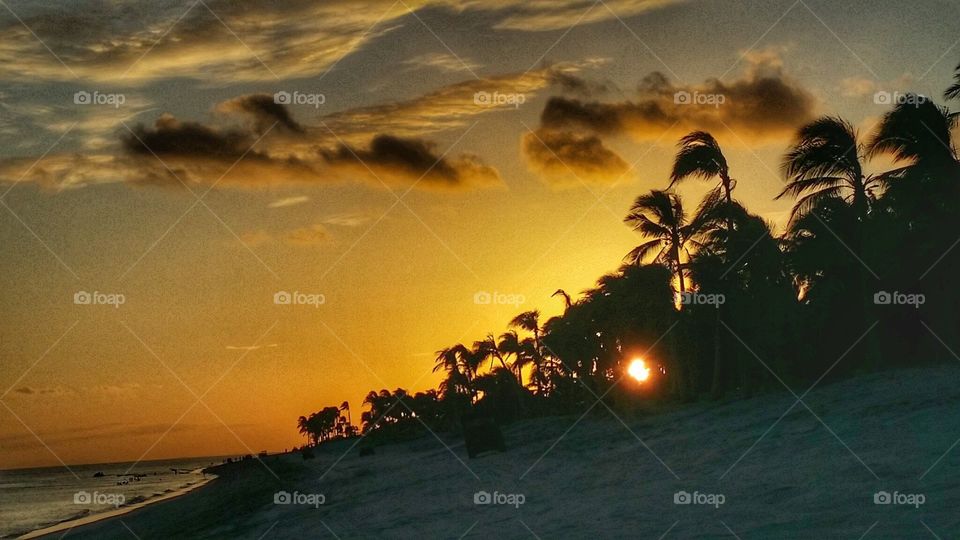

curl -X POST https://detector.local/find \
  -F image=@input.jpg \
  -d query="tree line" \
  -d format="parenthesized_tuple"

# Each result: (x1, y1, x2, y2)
(298, 63, 960, 445)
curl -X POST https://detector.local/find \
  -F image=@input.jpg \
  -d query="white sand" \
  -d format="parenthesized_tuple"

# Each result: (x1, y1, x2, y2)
(40, 366, 960, 538)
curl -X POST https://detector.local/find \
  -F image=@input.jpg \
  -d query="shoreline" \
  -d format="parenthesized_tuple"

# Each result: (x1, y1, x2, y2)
(20, 476, 217, 539)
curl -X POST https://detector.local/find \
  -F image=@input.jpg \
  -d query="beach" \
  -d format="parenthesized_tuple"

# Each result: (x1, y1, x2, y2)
(36, 366, 960, 539)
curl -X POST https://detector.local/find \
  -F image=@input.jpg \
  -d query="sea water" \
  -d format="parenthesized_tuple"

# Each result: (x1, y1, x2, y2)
(0, 456, 226, 538)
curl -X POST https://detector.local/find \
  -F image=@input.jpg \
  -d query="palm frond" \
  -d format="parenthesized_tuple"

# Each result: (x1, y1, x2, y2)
(669, 131, 728, 187)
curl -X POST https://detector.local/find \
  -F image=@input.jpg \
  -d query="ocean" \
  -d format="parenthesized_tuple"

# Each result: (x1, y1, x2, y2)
(0, 456, 227, 538)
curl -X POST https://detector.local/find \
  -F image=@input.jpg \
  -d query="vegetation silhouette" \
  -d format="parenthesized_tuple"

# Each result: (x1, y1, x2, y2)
(297, 73, 960, 453)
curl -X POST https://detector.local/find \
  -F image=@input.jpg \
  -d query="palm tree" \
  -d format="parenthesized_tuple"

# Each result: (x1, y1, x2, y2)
(778, 116, 882, 224)
(497, 330, 525, 385)
(297, 415, 312, 445)
(509, 310, 550, 393)
(473, 333, 508, 371)
(510, 310, 542, 346)
(339, 401, 352, 432)
(868, 98, 958, 179)
(624, 190, 701, 292)
(946, 62, 960, 101)
(433, 344, 469, 376)
(669, 131, 735, 222)
(552, 289, 572, 309)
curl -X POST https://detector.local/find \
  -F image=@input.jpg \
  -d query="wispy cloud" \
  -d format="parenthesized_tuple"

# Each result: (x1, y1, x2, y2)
(225, 343, 278, 351)
(402, 52, 481, 73)
(268, 195, 310, 208)
(0, 0, 679, 84)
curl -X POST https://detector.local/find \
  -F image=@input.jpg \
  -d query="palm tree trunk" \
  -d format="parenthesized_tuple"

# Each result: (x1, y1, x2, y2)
(674, 243, 686, 293)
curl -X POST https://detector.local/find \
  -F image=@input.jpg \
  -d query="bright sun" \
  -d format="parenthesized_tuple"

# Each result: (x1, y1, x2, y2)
(627, 358, 651, 382)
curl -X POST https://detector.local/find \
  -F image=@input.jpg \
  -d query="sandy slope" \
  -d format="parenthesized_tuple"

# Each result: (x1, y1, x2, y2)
(49, 366, 960, 539)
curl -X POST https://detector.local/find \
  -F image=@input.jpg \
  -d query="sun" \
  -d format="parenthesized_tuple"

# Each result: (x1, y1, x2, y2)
(627, 358, 651, 382)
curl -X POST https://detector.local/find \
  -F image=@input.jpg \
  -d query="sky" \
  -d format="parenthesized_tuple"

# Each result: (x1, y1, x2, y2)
(1, 0, 958, 469)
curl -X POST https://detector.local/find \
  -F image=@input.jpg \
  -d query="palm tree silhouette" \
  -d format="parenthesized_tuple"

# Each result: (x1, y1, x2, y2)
(778, 116, 882, 224)
(946, 62, 960, 100)
(868, 98, 958, 179)
(624, 190, 700, 292)
(552, 289, 572, 309)
(473, 334, 509, 371)
(509, 311, 549, 393)
(496, 330, 525, 386)
(669, 131, 736, 224)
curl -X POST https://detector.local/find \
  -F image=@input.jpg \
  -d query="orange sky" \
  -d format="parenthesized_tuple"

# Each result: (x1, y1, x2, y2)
(1, 0, 957, 469)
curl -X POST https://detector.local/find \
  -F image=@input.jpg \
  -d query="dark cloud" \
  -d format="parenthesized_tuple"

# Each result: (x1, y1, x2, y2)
(122, 114, 258, 159)
(522, 128, 630, 185)
(320, 135, 501, 188)
(538, 53, 817, 144)
(116, 107, 500, 190)
(548, 72, 609, 98)
(217, 94, 304, 134)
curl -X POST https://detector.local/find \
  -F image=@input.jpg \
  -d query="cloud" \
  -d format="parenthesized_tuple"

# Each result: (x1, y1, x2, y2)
(268, 195, 311, 208)
(536, 52, 817, 144)
(216, 94, 305, 134)
(319, 134, 500, 189)
(839, 73, 916, 99)
(0, 422, 221, 450)
(522, 128, 630, 185)
(284, 224, 331, 246)
(0, 0, 677, 84)
(318, 63, 593, 143)
(472, 0, 685, 31)
(322, 213, 372, 227)
(402, 52, 481, 73)
(0, 61, 609, 191)
(225, 343, 278, 351)
(2, 64, 597, 191)
(240, 225, 332, 247)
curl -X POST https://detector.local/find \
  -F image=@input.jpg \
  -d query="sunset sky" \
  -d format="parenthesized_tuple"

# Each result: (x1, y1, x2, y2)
(1, 0, 958, 469)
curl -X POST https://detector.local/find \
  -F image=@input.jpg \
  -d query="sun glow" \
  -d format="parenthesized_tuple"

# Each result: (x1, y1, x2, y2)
(627, 358, 651, 382)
